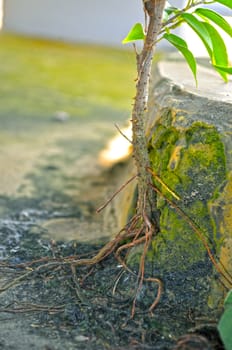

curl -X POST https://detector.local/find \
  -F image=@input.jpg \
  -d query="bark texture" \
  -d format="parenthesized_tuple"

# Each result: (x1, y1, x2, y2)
(132, 0, 166, 223)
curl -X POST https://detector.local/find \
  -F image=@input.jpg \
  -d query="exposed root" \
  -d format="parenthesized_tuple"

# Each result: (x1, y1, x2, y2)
(1, 166, 230, 320)
(145, 277, 163, 314)
(112, 190, 162, 318)
(0, 302, 65, 314)
(0, 195, 162, 318)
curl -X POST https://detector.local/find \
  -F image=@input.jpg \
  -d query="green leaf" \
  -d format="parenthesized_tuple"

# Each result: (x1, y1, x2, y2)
(122, 23, 145, 44)
(202, 22, 228, 81)
(164, 6, 177, 16)
(218, 308, 232, 350)
(195, 8, 232, 37)
(181, 13, 213, 55)
(163, 6, 179, 23)
(216, 0, 232, 10)
(213, 65, 232, 74)
(218, 291, 232, 350)
(181, 13, 229, 81)
(164, 32, 188, 48)
(163, 11, 169, 23)
(163, 33, 197, 84)
(164, 1, 178, 17)
(163, 1, 171, 21)
(224, 289, 232, 308)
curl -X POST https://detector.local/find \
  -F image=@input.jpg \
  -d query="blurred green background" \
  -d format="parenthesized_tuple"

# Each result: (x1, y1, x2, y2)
(0, 34, 135, 120)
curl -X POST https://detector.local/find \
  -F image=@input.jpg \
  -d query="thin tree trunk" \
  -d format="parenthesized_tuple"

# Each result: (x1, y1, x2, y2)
(132, 0, 166, 224)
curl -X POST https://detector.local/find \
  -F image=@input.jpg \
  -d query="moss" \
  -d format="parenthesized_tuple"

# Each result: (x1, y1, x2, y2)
(128, 114, 227, 271)
(147, 112, 227, 272)
(210, 173, 232, 285)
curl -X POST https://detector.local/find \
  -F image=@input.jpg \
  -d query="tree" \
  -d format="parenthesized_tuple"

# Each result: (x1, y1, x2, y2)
(1, 0, 232, 333)
(119, 0, 232, 302)
(124, 0, 232, 221)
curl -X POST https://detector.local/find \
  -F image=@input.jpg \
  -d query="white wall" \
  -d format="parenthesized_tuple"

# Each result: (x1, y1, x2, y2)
(2, 0, 185, 46)
(3, 0, 144, 46)
(0, 0, 3, 29)
(2, 0, 231, 58)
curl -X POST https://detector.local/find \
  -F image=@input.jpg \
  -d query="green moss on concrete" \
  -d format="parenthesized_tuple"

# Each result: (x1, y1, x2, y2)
(209, 173, 232, 287)
(147, 110, 227, 271)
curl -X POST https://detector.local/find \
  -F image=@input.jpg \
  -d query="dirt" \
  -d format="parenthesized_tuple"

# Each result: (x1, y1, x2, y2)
(0, 109, 223, 350)
(0, 112, 135, 350)
(0, 111, 174, 350)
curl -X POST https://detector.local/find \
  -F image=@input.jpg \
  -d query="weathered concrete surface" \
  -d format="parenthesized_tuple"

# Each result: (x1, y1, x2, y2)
(0, 110, 139, 350)
(0, 115, 129, 246)
(157, 59, 232, 103)
(145, 59, 232, 317)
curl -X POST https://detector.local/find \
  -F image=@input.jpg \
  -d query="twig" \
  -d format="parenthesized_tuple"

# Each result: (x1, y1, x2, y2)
(0, 302, 65, 314)
(96, 174, 137, 213)
(114, 123, 132, 144)
(112, 269, 126, 296)
(70, 264, 86, 303)
(0, 270, 33, 292)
